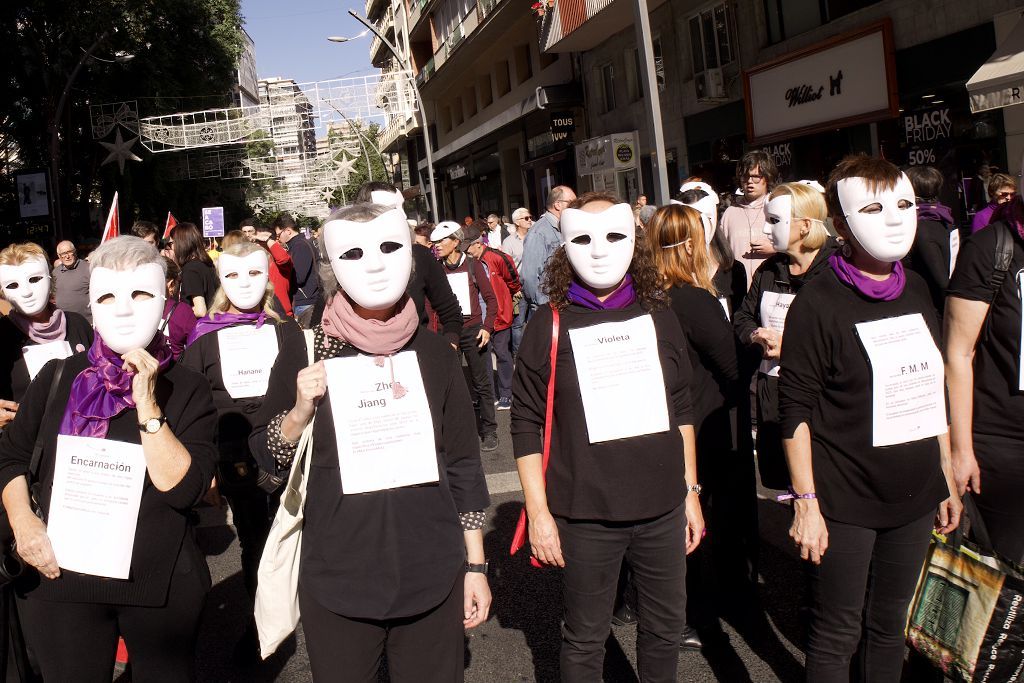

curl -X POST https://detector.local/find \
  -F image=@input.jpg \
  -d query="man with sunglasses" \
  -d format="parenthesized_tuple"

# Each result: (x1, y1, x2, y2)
(520, 185, 576, 315)
(503, 208, 533, 354)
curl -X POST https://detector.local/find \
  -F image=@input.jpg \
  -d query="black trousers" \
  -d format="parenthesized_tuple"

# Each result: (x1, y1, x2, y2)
(298, 573, 465, 683)
(459, 325, 496, 436)
(556, 504, 687, 683)
(16, 555, 208, 683)
(223, 484, 279, 599)
(973, 432, 1024, 563)
(804, 511, 933, 683)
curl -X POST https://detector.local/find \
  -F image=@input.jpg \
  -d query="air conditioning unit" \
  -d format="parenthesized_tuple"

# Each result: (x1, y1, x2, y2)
(695, 67, 726, 102)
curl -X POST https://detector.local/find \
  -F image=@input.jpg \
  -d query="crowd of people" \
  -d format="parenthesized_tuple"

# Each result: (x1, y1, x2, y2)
(0, 149, 1019, 681)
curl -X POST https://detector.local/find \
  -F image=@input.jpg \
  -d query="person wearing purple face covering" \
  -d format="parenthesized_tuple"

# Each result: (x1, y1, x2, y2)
(159, 256, 197, 360)
(511, 192, 703, 682)
(779, 156, 962, 683)
(0, 236, 217, 682)
(902, 165, 960, 323)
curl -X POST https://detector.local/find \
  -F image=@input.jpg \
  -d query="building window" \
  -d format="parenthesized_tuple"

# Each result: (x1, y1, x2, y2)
(763, 0, 882, 43)
(495, 60, 511, 97)
(653, 38, 665, 93)
(689, 3, 733, 77)
(628, 49, 643, 101)
(514, 44, 533, 85)
(600, 63, 615, 113)
(478, 74, 493, 108)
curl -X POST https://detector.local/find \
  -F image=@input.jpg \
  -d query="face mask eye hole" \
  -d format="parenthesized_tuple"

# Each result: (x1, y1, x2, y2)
(898, 199, 914, 210)
(380, 241, 403, 254)
(95, 293, 115, 305)
(28, 276, 44, 284)
(858, 202, 883, 215)
(131, 291, 154, 301)
(607, 232, 628, 243)
(4, 282, 17, 291)
(570, 235, 592, 246)
(224, 272, 239, 279)
(767, 216, 781, 225)
(248, 270, 264, 277)
(340, 248, 363, 260)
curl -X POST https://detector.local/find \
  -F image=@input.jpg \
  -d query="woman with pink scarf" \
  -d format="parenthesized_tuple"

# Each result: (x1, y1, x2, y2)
(0, 242, 92, 429)
(249, 203, 490, 682)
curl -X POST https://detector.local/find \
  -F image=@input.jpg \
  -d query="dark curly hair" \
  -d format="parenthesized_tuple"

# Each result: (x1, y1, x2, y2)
(542, 191, 666, 312)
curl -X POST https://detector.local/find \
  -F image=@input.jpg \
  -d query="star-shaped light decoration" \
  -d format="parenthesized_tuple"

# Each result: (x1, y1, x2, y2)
(99, 129, 143, 174)
(334, 153, 357, 184)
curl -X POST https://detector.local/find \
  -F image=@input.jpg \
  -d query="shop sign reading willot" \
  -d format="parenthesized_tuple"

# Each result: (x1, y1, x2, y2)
(744, 20, 897, 144)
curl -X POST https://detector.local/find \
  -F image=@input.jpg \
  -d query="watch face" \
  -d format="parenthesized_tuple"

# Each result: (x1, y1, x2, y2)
(143, 418, 162, 433)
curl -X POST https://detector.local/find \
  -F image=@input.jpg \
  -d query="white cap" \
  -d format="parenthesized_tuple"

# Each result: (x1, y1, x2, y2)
(429, 221, 461, 242)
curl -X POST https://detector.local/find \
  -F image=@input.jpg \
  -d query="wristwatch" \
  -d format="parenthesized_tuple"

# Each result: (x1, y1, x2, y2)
(687, 484, 703, 496)
(138, 415, 167, 434)
(465, 562, 489, 574)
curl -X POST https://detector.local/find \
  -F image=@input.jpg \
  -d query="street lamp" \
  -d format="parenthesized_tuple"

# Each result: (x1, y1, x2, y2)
(326, 9, 439, 221)
(50, 32, 135, 241)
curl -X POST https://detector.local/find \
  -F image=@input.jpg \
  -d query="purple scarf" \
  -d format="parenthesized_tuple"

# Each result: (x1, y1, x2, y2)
(992, 195, 1024, 240)
(186, 311, 267, 346)
(917, 202, 954, 225)
(566, 275, 638, 310)
(59, 335, 173, 439)
(829, 253, 905, 302)
(9, 308, 66, 344)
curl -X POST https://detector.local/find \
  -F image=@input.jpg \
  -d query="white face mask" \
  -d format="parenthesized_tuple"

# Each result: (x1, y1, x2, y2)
(0, 258, 51, 317)
(90, 264, 166, 354)
(560, 203, 635, 290)
(680, 182, 719, 244)
(322, 208, 412, 310)
(370, 190, 406, 217)
(837, 174, 917, 263)
(765, 194, 794, 252)
(217, 251, 270, 312)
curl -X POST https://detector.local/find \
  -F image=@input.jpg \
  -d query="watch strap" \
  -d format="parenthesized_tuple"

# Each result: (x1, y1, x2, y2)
(465, 562, 488, 574)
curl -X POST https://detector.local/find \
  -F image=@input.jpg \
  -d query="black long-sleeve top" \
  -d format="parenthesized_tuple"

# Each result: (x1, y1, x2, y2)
(778, 269, 948, 527)
(248, 323, 489, 620)
(510, 303, 694, 521)
(666, 285, 740, 454)
(411, 244, 463, 345)
(180, 318, 300, 461)
(0, 354, 217, 605)
(0, 312, 93, 404)
(906, 217, 958, 323)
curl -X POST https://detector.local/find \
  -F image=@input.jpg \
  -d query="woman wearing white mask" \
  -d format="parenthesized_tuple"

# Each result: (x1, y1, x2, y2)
(180, 241, 296, 655)
(733, 182, 836, 490)
(511, 192, 703, 682)
(678, 183, 746, 318)
(0, 236, 217, 681)
(249, 204, 490, 682)
(0, 242, 93, 430)
(779, 156, 961, 682)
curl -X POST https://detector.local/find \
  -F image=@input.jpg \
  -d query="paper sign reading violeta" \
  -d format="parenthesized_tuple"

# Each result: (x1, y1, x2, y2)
(46, 435, 147, 579)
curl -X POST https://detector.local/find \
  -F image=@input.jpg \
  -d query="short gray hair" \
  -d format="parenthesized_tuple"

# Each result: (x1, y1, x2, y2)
(89, 236, 167, 278)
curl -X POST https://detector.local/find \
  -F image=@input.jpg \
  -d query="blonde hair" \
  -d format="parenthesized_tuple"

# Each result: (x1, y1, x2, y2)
(770, 182, 829, 250)
(646, 205, 717, 295)
(0, 242, 48, 267)
(208, 241, 281, 320)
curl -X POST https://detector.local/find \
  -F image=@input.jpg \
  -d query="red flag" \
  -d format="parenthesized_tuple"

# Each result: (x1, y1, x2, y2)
(101, 192, 119, 243)
(163, 212, 177, 240)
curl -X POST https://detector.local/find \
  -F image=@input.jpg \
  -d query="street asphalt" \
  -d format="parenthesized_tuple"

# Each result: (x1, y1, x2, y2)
(188, 409, 941, 682)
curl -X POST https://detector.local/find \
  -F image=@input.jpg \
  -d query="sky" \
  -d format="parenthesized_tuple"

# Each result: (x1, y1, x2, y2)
(240, 0, 377, 84)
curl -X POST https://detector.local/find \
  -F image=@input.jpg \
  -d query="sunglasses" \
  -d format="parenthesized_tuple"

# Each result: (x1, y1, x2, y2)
(997, 190, 1016, 199)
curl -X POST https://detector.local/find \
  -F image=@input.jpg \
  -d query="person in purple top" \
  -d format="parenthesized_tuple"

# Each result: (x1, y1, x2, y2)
(158, 257, 197, 360)
(971, 172, 1016, 233)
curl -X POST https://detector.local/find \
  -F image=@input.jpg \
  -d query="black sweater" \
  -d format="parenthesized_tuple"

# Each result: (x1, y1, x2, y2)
(0, 354, 217, 605)
(666, 285, 740, 453)
(0, 311, 93, 403)
(510, 303, 694, 521)
(249, 324, 489, 620)
(947, 221, 1024, 441)
(906, 217, 958, 322)
(778, 270, 948, 527)
(180, 318, 301, 461)
(179, 260, 219, 305)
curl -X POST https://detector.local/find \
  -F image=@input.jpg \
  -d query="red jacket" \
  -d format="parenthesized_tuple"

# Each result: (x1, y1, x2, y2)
(480, 247, 520, 332)
(267, 241, 294, 317)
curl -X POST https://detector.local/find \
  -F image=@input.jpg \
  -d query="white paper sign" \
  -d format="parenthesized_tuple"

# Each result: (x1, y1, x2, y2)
(47, 435, 147, 579)
(217, 325, 279, 398)
(325, 351, 439, 494)
(446, 272, 472, 316)
(855, 314, 947, 447)
(718, 296, 731, 321)
(758, 291, 796, 377)
(568, 315, 670, 443)
(949, 229, 961, 278)
(1018, 274, 1024, 391)
(21, 341, 73, 380)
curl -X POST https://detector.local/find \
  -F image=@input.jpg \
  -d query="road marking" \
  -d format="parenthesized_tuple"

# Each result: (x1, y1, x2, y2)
(486, 471, 523, 495)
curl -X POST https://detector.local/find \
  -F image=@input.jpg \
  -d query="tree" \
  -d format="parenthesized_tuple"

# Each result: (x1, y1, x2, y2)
(330, 121, 389, 206)
(1, 0, 245, 244)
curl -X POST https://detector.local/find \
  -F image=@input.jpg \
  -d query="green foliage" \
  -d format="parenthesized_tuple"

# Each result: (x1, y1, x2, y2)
(1, 0, 245, 242)
(331, 122, 390, 206)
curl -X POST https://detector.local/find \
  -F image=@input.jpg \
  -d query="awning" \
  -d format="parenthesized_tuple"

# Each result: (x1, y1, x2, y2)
(967, 14, 1024, 113)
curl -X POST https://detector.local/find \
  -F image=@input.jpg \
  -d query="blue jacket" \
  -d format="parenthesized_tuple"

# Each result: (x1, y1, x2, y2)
(520, 211, 561, 305)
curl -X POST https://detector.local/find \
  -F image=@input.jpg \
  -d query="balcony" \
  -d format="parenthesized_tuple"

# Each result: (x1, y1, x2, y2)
(365, 0, 387, 20)
(415, 56, 435, 86)
(369, 8, 396, 66)
(536, 0, 666, 53)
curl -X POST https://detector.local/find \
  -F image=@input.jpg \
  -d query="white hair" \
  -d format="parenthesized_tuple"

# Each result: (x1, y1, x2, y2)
(89, 236, 167, 278)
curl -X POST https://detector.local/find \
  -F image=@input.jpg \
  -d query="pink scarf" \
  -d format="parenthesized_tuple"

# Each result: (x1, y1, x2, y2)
(9, 307, 67, 344)
(321, 294, 419, 398)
